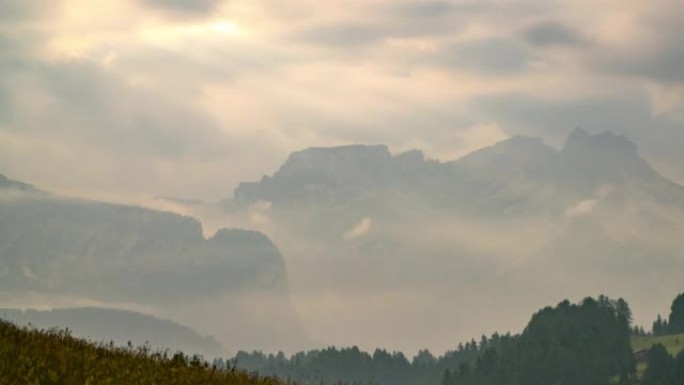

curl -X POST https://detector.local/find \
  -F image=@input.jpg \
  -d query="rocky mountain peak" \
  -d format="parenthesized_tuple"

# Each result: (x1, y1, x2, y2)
(234, 145, 403, 205)
(560, 128, 655, 185)
(275, 144, 392, 179)
(562, 127, 638, 158)
(453, 134, 560, 178)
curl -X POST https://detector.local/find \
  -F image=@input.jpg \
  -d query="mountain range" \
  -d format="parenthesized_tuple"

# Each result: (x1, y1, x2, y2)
(2, 128, 683, 354)
(234, 128, 684, 215)
(219, 128, 684, 353)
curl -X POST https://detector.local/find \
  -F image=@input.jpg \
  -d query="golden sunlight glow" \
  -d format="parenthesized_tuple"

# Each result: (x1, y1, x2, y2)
(211, 21, 242, 35)
(142, 20, 246, 45)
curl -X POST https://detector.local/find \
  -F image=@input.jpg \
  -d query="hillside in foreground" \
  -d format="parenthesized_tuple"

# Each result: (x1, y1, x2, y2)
(0, 307, 223, 358)
(0, 318, 285, 385)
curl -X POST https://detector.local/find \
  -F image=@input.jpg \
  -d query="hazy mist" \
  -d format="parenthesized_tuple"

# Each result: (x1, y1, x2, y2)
(2, 0, 684, 360)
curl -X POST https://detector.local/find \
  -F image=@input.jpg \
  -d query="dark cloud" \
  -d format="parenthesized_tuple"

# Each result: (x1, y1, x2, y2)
(292, 1, 558, 50)
(290, 20, 454, 49)
(0, 34, 34, 125)
(0, 87, 11, 124)
(431, 38, 532, 74)
(0, 1, 61, 22)
(140, 0, 222, 17)
(599, 41, 684, 84)
(33, 60, 230, 159)
(0, 40, 231, 162)
(293, 23, 389, 48)
(523, 20, 586, 47)
(295, 21, 533, 72)
(583, 3, 684, 84)
(390, 0, 557, 19)
(0, 34, 26, 70)
(396, 1, 454, 18)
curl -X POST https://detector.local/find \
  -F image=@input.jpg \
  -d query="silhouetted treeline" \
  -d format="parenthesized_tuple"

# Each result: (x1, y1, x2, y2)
(641, 343, 684, 385)
(653, 293, 684, 336)
(233, 333, 513, 385)
(632, 325, 649, 337)
(443, 295, 635, 385)
(233, 296, 635, 385)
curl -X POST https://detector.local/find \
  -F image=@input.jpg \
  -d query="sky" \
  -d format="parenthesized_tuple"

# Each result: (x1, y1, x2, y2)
(1, 0, 684, 202)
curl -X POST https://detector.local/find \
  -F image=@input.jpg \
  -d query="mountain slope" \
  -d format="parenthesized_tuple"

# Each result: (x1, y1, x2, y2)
(0, 318, 284, 385)
(0, 307, 222, 357)
(0, 177, 306, 353)
(212, 129, 684, 353)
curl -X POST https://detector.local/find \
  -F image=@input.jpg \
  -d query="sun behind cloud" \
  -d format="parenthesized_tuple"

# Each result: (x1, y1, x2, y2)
(141, 19, 246, 46)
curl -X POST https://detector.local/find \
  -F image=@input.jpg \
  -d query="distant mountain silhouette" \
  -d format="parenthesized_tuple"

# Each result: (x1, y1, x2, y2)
(233, 129, 684, 215)
(0, 180, 306, 353)
(0, 307, 222, 357)
(234, 144, 441, 206)
(220, 129, 684, 351)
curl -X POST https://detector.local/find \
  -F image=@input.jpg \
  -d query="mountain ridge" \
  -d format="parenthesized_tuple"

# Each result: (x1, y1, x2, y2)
(231, 129, 684, 215)
(0, 179, 306, 353)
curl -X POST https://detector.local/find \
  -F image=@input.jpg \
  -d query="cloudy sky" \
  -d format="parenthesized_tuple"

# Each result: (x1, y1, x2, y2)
(1, 0, 684, 202)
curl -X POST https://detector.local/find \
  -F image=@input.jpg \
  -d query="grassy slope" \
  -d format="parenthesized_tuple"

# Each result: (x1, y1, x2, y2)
(631, 333, 684, 377)
(632, 333, 684, 355)
(0, 318, 286, 385)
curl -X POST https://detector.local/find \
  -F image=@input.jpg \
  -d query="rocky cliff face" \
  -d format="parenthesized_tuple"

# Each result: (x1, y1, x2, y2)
(0, 179, 305, 353)
(234, 144, 443, 206)
(0, 192, 285, 301)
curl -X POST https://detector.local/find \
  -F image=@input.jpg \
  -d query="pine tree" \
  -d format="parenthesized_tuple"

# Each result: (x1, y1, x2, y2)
(642, 344, 673, 385)
(669, 293, 684, 334)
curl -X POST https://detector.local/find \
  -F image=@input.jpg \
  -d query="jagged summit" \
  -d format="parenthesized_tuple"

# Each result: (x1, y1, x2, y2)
(560, 128, 660, 189)
(562, 127, 641, 169)
(275, 144, 392, 180)
(562, 127, 638, 155)
(234, 144, 436, 205)
(231, 129, 683, 212)
(451, 128, 662, 186)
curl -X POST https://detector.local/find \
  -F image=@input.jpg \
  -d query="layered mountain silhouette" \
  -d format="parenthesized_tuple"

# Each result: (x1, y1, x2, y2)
(221, 128, 684, 352)
(0, 179, 305, 353)
(234, 128, 684, 215)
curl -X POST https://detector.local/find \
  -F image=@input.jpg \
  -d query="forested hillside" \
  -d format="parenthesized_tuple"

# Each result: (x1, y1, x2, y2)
(235, 296, 636, 385)
(442, 296, 635, 385)
(3, 295, 683, 384)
